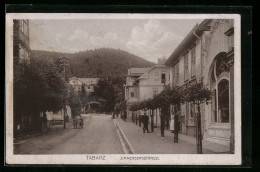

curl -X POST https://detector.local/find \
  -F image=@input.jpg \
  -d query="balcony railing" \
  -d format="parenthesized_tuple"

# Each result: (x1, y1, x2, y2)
(13, 30, 30, 47)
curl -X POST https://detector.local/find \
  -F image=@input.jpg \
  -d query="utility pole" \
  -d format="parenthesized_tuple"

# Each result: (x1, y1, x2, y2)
(59, 57, 69, 129)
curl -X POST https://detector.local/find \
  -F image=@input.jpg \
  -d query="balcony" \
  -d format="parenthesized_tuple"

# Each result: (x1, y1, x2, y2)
(13, 30, 30, 48)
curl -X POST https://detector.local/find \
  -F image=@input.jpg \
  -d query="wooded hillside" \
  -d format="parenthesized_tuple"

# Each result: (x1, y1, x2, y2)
(31, 48, 155, 78)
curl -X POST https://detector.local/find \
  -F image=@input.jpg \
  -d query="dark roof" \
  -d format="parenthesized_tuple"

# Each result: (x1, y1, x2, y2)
(165, 19, 211, 67)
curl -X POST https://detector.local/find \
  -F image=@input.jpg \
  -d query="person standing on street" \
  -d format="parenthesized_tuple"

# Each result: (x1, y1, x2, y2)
(174, 106, 181, 143)
(41, 112, 48, 135)
(170, 109, 175, 133)
(142, 112, 150, 133)
(112, 111, 115, 119)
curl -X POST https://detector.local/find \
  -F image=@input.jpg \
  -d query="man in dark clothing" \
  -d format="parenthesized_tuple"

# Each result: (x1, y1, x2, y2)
(142, 112, 150, 133)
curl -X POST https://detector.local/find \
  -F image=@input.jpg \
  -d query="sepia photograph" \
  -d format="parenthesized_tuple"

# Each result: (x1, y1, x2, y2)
(5, 13, 241, 165)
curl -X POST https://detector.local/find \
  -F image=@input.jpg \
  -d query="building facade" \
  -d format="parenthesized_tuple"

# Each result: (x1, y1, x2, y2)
(125, 68, 151, 116)
(69, 77, 99, 95)
(135, 65, 171, 128)
(78, 78, 99, 95)
(13, 20, 37, 137)
(136, 65, 171, 102)
(13, 19, 31, 79)
(165, 19, 234, 148)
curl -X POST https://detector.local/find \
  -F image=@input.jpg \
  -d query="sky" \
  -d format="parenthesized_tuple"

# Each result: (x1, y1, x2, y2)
(29, 19, 203, 63)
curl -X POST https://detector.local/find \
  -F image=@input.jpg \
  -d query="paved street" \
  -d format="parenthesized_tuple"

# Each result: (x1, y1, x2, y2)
(14, 114, 124, 154)
(14, 113, 229, 154)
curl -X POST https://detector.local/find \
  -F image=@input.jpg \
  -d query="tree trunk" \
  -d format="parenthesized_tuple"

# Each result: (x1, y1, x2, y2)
(63, 105, 66, 129)
(160, 109, 164, 137)
(174, 114, 179, 143)
(151, 110, 154, 132)
(139, 114, 141, 127)
(135, 112, 138, 125)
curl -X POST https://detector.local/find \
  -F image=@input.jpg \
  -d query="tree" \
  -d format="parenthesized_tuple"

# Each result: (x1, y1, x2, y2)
(14, 58, 68, 124)
(183, 81, 212, 154)
(80, 84, 87, 113)
(91, 77, 126, 113)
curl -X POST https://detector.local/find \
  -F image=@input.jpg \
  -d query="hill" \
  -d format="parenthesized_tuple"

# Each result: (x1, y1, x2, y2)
(31, 48, 155, 78)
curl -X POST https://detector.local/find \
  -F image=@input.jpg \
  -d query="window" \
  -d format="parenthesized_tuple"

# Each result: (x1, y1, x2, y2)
(21, 20, 29, 37)
(88, 86, 90, 89)
(176, 63, 179, 84)
(172, 66, 175, 86)
(153, 89, 158, 96)
(210, 55, 230, 123)
(190, 103, 195, 118)
(161, 73, 166, 84)
(191, 48, 196, 77)
(155, 72, 159, 81)
(130, 92, 135, 98)
(218, 79, 229, 123)
(186, 103, 189, 119)
(211, 89, 217, 122)
(184, 53, 189, 81)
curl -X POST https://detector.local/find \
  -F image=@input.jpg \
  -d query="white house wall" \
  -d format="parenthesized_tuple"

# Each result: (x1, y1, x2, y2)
(138, 66, 170, 102)
(195, 40, 202, 77)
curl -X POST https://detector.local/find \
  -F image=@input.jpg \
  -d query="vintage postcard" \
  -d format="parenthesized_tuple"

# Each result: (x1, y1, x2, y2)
(5, 13, 241, 165)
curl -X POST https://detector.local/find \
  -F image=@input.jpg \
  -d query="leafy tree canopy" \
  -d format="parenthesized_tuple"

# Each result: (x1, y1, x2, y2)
(14, 58, 68, 115)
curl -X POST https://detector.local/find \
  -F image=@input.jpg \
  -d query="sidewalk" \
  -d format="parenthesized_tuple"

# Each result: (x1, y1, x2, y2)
(115, 118, 230, 154)
(14, 120, 74, 143)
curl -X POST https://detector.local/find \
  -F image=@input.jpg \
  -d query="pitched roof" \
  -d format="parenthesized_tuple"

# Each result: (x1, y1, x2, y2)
(69, 77, 99, 85)
(128, 68, 151, 76)
(138, 65, 169, 80)
(78, 78, 99, 84)
(165, 19, 211, 67)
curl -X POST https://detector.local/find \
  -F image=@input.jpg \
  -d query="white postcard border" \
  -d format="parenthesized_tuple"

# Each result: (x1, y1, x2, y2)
(5, 13, 241, 165)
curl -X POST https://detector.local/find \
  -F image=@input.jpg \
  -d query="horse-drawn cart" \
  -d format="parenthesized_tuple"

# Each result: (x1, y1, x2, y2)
(73, 115, 84, 129)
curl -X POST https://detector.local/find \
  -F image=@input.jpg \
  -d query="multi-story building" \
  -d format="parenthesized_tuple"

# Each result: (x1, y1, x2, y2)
(165, 19, 234, 149)
(125, 68, 151, 116)
(134, 65, 171, 128)
(124, 65, 171, 125)
(13, 19, 31, 79)
(69, 76, 84, 94)
(69, 77, 99, 95)
(135, 65, 171, 102)
(13, 20, 37, 137)
(78, 78, 99, 95)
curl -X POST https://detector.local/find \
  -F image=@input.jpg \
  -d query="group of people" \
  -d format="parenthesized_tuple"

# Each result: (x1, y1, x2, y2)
(134, 107, 181, 135)
(111, 112, 119, 119)
(73, 115, 84, 129)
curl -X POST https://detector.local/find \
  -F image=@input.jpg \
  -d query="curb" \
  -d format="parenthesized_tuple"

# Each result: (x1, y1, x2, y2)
(113, 119, 135, 154)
